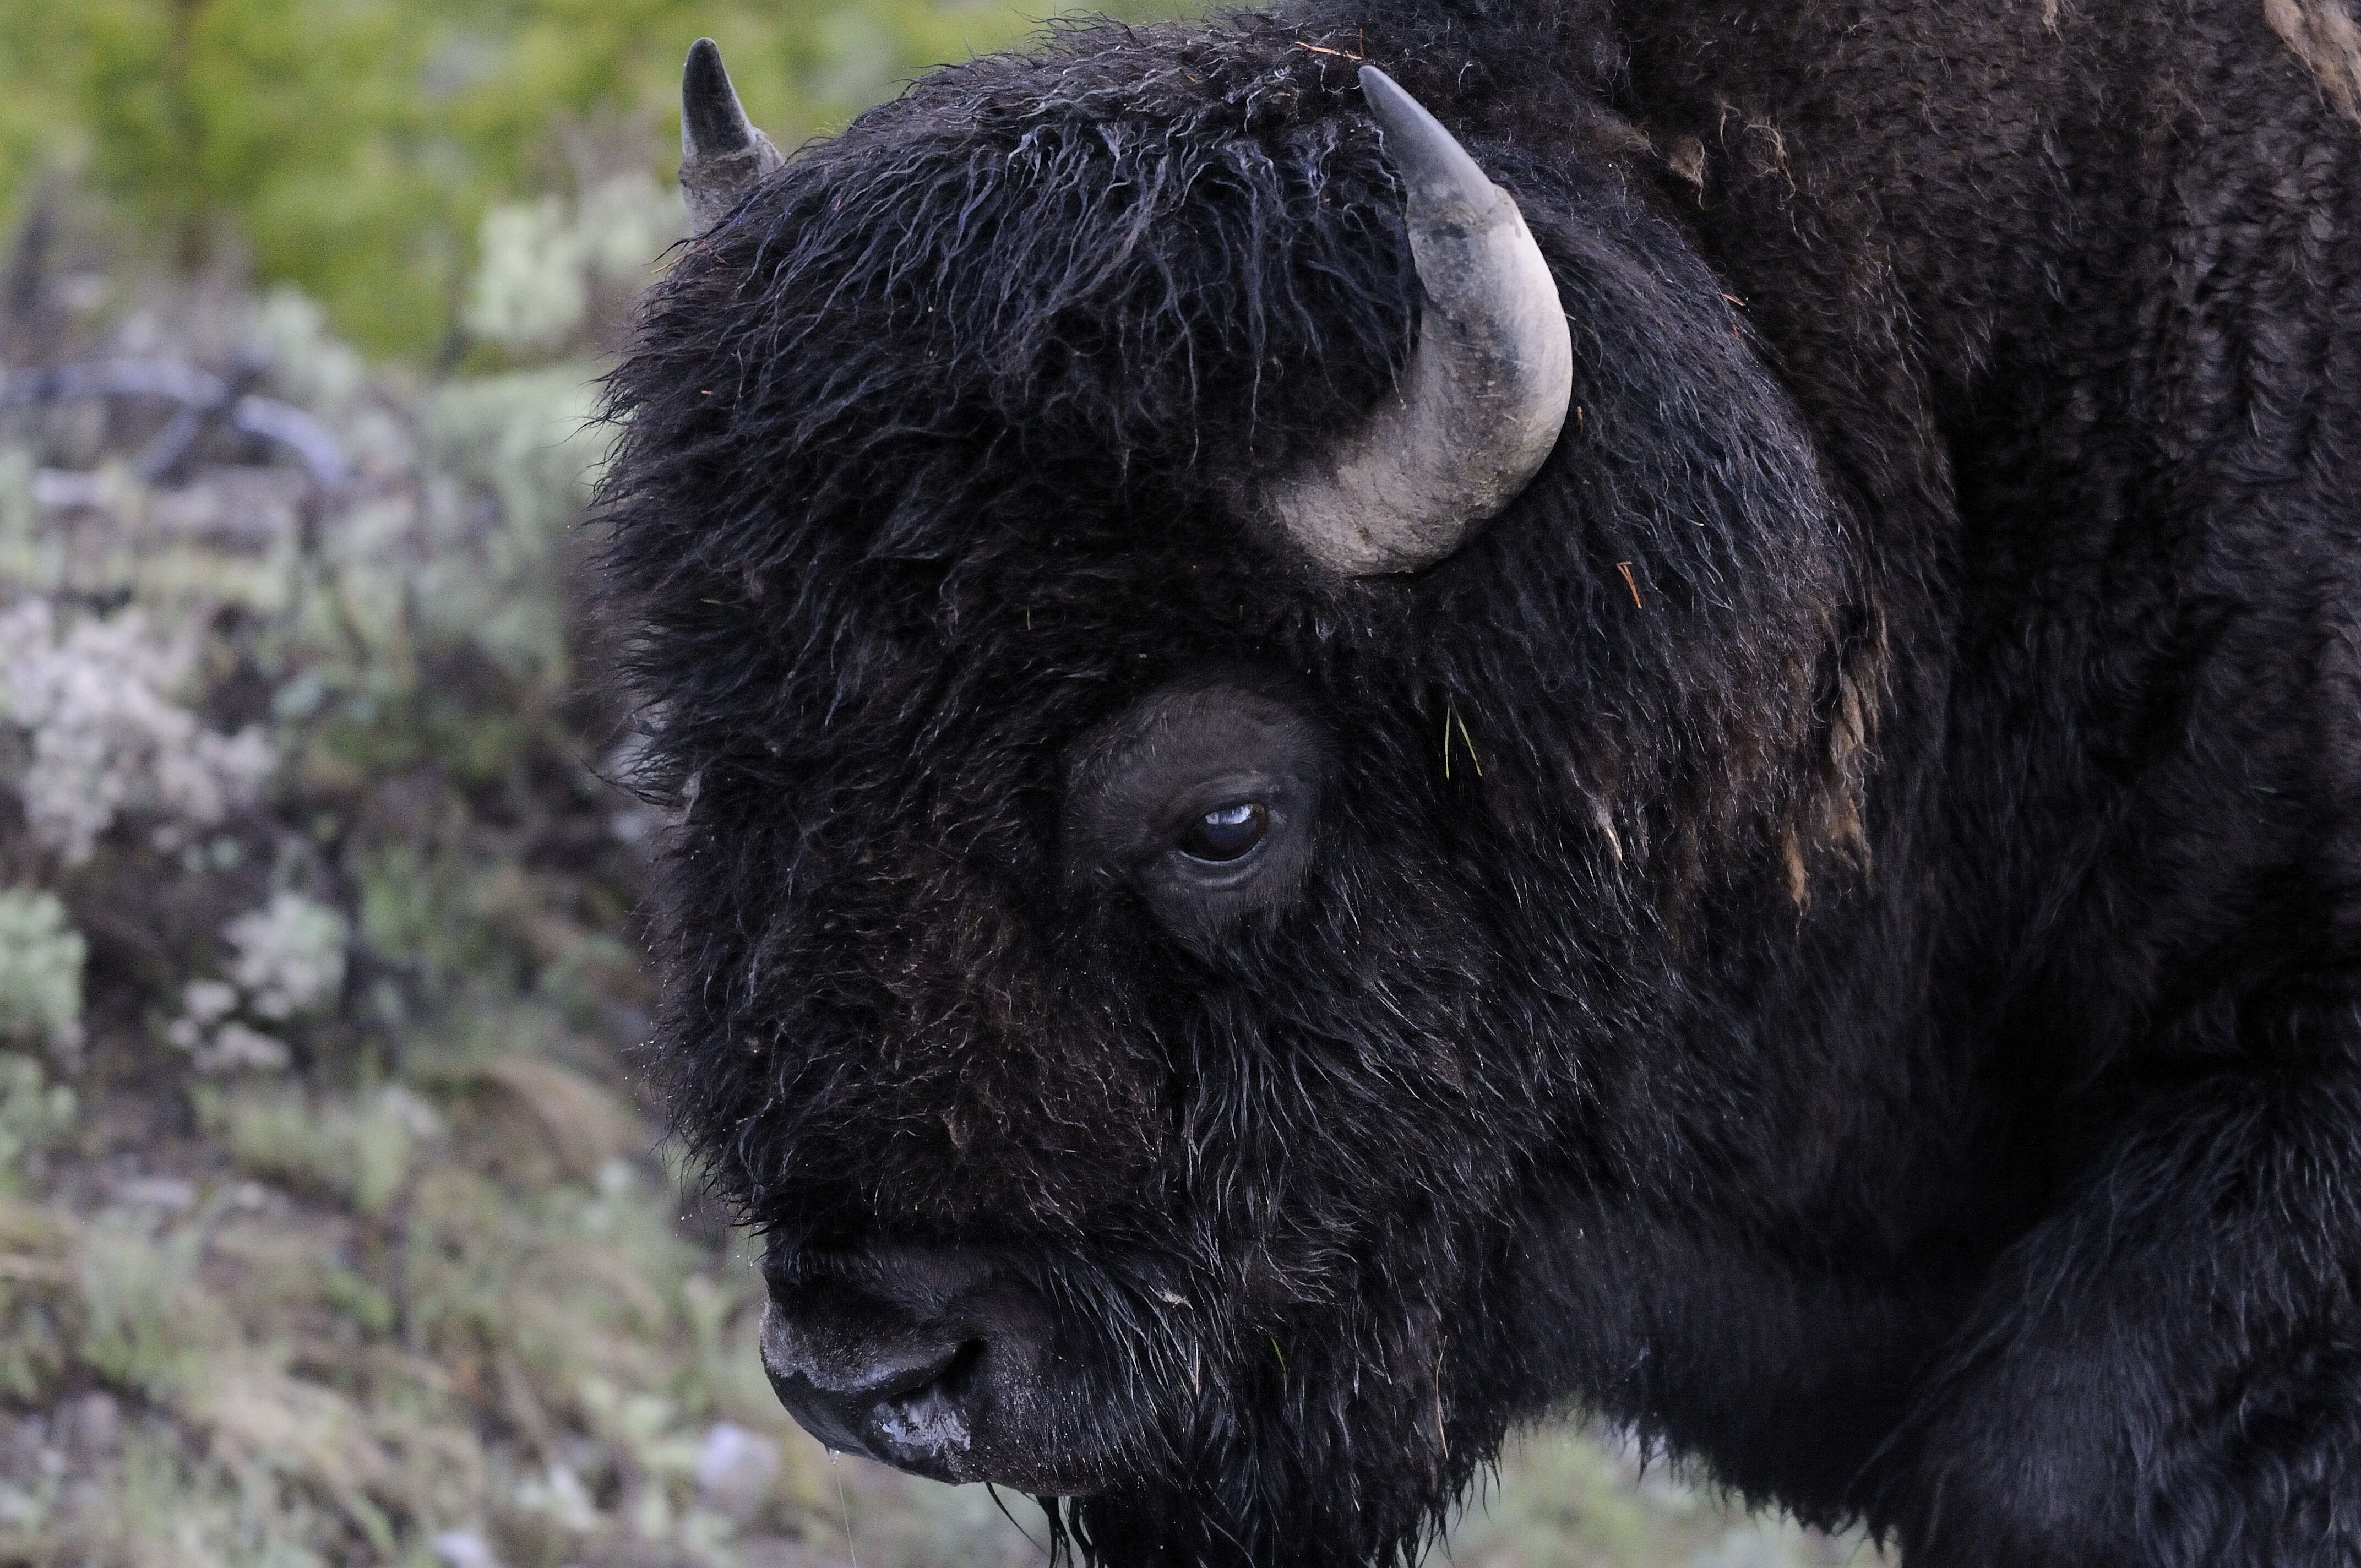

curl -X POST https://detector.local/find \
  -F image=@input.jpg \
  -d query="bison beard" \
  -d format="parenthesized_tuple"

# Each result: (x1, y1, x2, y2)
(601, 0, 2361, 1564)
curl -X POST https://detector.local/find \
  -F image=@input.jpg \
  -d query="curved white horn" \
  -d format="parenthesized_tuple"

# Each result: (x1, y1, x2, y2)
(681, 39, 784, 232)
(1263, 66, 1573, 576)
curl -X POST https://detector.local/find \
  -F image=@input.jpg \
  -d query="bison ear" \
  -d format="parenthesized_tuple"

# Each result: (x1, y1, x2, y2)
(680, 38, 785, 232)
(1261, 66, 1573, 576)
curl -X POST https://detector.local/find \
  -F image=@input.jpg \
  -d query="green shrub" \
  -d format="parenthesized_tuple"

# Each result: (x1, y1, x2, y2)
(0, 889, 85, 1061)
(0, 1050, 75, 1192)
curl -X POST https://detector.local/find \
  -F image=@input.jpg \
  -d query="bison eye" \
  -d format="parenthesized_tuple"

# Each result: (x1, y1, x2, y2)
(1063, 678, 1325, 948)
(1177, 803, 1267, 863)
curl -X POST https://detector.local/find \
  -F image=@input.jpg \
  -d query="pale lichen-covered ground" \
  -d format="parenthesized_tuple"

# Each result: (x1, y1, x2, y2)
(0, 185, 1891, 1568)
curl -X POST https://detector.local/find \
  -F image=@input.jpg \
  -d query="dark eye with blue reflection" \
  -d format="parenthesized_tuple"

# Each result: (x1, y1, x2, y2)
(1176, 803, 1268, 864)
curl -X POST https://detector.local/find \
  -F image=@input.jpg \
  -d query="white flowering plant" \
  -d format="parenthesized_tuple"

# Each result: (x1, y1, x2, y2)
(165, 890, 350, 1072)
(0, 598, 274, 865)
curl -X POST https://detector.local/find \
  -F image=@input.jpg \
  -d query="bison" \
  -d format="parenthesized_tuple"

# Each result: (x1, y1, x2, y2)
(599, 0, 2361, 1562)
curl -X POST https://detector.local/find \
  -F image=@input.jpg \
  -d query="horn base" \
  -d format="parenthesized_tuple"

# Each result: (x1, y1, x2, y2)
(683, 134, 784, 232)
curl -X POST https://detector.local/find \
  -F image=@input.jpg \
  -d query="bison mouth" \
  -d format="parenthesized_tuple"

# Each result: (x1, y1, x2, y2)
(758, 1244, 1125, 1494)
(756, 1236, 1493, 1566)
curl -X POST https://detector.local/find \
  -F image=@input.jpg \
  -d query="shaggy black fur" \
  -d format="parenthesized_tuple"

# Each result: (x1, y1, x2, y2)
(598, 0, 2361, 1561)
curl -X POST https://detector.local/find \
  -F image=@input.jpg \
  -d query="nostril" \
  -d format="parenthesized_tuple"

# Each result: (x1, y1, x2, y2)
(867, 1338, 975, 1404)
(941, 1338, 985, 1390)
(877, 1337, 983, 1407)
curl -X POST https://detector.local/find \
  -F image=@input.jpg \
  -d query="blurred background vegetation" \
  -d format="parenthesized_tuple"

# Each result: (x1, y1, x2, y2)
(0, 3, 1892, 1565)
(0, 0, 1114, 360)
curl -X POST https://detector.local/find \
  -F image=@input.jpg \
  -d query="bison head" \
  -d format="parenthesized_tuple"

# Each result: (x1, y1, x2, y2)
(605, 13, 1869, 1564)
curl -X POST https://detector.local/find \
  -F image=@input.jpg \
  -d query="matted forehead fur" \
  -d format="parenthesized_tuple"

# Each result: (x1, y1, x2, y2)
(599, 8, 1869, 1559)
